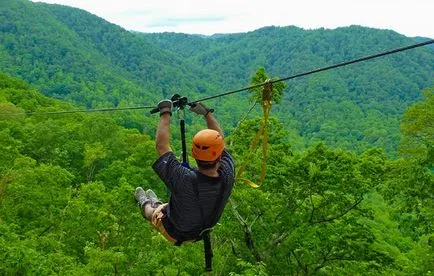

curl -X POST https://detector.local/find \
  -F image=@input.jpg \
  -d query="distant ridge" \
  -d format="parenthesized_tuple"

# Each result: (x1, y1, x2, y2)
(1, 0, 433, 154)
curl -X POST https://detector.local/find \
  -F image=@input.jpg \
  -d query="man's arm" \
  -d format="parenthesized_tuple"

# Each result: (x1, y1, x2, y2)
(205, 112, 223, 137)
(155, 113, 172, 156)
(154, 100, 173, 156)
(190, 102, 223, 137)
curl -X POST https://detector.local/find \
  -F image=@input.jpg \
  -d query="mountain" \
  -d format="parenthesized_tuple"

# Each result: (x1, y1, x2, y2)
(1, 0, 433, 155)
(1, 3, 433, 274)
(145, 26, 433, 154)
(0, 0, 219, 108)
(414, 36, 434, 50)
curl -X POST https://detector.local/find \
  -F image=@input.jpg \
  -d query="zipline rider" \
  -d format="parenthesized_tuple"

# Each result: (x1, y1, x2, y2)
(135, 99, 235, 246)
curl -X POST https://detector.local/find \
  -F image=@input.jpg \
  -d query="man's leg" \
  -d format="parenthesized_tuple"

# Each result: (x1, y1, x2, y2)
(135, 187, 154, 220)
(145, 189, 162, 207)
(143, 202, 157, 220)
(135, 187, 162, 220)
(135, 187, 175, 244)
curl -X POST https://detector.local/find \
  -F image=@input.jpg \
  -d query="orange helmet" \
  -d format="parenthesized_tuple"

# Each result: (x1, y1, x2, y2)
(192, 129, 224, 161)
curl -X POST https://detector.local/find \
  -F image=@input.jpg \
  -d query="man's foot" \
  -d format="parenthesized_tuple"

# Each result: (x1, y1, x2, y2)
(145, 189, 162, 207)
(135, 187, 151, 207)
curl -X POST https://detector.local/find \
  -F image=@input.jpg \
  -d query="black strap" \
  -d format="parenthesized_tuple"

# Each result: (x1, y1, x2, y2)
(180, 119, 188, 165)
(203, 230, 213, 272)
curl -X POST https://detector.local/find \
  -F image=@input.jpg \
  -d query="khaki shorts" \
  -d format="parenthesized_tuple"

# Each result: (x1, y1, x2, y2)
(151, 203, 177, 244)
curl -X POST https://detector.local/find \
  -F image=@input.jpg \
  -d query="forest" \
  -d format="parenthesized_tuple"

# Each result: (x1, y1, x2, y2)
(0, 0, 433, 275)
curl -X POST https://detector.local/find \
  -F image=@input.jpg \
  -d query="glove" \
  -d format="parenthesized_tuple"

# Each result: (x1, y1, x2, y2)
(157, 99, 172, 116)
(189, 102, 214, 116)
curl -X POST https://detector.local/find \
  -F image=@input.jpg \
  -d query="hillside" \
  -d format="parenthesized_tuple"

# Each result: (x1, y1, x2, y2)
(143, 27, 434, 154)
(1, 72, 433, 275)
(0, 0, 219, 107)
(1, 1, 434, 274)
(1, 0, 434, 155)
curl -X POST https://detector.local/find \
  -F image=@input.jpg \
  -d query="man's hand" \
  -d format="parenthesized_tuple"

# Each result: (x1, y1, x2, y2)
(158, 99, 172, 116)
(191, 102, 223, 136)
(190, 102, 214, 116)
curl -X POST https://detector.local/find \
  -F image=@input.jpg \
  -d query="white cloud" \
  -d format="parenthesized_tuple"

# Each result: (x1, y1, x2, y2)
(32, 0, 434, 38)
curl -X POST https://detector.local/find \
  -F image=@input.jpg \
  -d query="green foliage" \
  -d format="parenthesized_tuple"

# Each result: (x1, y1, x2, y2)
(399, 87, 434, 166)
(0, 74, 432, 274)
(145, 27, 434, 156)
(361, 192, 434, 275)
(219, 115, 432, 275)
(248, 67, 286, 104)
(381, 159, 434, 240)
(2, 0, 434, 154)
(1, 3, 434, 274)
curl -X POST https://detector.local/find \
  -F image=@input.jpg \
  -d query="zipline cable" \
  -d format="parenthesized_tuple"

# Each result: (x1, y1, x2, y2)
(190, 39, 434, 103)
(276, 39, 434, 83)
(1, 105, 155, 116)
(1, 39, 433, 116)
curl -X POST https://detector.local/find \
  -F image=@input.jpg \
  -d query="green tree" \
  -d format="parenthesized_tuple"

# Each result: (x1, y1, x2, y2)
(399, 87, 434, 166)
(248, 67, 286, 104)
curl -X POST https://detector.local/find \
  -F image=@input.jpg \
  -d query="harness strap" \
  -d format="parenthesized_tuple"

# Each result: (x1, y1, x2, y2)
(202, 230, 213, 272)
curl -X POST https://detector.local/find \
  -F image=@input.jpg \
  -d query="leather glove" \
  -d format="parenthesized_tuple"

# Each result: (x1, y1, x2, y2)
(189, 102, 214, 116)
(158, 99, 172, 116)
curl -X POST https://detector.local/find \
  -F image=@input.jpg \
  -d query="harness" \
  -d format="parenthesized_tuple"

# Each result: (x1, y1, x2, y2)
(191, 171, 227, 272)
(160, 94, 228, 273)
(165, 172, 227, 272)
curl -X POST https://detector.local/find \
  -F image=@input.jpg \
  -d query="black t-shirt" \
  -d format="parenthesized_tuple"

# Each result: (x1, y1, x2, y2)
(152, 149, 235, 239)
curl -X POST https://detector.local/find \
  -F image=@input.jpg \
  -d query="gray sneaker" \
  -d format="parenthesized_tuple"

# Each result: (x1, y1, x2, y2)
(135, 187, 151, 207)
(145, 189, 162, 207)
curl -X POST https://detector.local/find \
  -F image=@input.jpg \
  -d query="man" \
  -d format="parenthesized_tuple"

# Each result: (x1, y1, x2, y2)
(135, 100, 235, 245)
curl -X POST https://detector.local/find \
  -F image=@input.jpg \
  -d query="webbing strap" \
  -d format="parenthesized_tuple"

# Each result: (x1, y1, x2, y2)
(203, 231, 213, 272)
(236, 80, 273, 186)
(260, 81, 272, 184)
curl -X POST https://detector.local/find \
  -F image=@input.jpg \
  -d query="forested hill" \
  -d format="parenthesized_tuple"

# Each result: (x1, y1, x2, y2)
(1, 0, 434, 155)
(1, 71, 433, 275)
(1, 1, 434, 275)
(143, 26, 433, 92)
(142, 28, 434, 154)
(0, 0, 219, 107)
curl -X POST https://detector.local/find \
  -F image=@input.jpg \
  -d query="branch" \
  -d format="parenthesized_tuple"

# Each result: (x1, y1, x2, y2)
(268, 232, 289, 248)
(291, 250, 308, 274)
(274, 197, 304, 223)
(230, 199, 263, 262)
(309, 193, 316, 223)
(38, 225, 53, 237)
(313, 246, 334, 272)
(250, 210, 262, 228)
(309, 196, 364, 224)
(230, 239, 242, 258)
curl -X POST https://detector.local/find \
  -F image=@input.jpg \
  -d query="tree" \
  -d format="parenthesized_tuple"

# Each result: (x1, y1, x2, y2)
(399, 87, 434, 166)
(226, 116, 393, 274)
(248, 67, 286, 105)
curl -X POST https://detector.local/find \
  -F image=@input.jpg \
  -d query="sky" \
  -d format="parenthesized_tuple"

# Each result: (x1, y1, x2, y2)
(31, 0, 434, 38)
